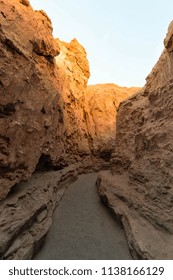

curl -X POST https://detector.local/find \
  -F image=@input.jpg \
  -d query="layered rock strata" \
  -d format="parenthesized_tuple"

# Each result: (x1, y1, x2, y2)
(97, 22, 173, 259)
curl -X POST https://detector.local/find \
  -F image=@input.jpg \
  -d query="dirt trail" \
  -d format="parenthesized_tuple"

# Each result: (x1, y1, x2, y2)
(35, 173, 132, 259)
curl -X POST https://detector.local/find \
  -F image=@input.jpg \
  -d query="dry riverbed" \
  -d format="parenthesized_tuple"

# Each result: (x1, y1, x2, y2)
(35, 173, 132, 260)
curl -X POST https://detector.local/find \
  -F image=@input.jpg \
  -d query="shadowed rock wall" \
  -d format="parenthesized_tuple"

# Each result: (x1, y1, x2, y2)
(97, 21, 173, 259)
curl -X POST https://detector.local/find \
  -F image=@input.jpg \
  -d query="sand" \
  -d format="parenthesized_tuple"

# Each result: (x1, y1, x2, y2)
(34, 173, 132, 260)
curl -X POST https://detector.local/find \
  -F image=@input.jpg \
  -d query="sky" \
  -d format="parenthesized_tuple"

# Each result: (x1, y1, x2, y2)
(29, 0, 173, 87)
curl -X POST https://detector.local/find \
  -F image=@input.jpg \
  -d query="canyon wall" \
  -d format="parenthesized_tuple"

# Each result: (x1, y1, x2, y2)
(0, 0, 61, 199)
(0, 0, 140, 259)
(84, 84, 139, 160)
(0, 0, 138, 201)
(0, 0, 91, 200)
(97, 22, 173, 259)
(2, 0, 172, 261)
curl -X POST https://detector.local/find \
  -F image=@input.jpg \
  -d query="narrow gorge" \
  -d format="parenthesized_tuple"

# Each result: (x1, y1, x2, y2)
(0, 0, 173, 260)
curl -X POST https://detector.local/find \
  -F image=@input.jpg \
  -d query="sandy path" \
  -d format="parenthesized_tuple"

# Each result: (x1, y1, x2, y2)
(35, 173, 132, 259)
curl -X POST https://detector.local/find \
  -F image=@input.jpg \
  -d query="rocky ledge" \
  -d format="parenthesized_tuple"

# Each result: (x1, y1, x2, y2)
(97, 170, 173, 259)
(0, 165, 78, 260)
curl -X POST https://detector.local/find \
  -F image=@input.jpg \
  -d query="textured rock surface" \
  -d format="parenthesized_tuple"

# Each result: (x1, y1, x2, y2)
(54, 38, 91, 166)
(0, 0, 138, 200)
(84, 84, 139, 160)
(0, 165, 78, 260)
(97, 22, 173, 259)
(2, 0, 168, 261)
(0, 0, 60, 199)
(0, 0, 138, 260)
(0, 0, 91, 200)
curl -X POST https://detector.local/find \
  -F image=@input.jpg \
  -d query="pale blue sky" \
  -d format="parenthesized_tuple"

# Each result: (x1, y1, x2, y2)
(29, 0, 173, 86)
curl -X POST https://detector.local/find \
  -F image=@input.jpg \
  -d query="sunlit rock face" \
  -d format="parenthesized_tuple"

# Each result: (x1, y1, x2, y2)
(0, 0, 61, 199)
(53, 38, 91, 167)
(97, 21, 173, 259)
(0, 0, 92, 200)
(0, 0, 136, 200)
(0, 0, 140, 260)
(84, 84, 140, 161)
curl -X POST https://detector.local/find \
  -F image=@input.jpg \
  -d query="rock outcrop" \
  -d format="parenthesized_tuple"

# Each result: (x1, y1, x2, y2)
(0, 0, 138, 201)
(0, 0, 60, 199)
(0, 165, 78, 259)
(53, 38, 91, 166)
(97, 22, 173, 259)
(0, 0, 92, 200)
(3, 0, 167, 261)
(84, 84, 139, 160)
(0, 0, 139, 259)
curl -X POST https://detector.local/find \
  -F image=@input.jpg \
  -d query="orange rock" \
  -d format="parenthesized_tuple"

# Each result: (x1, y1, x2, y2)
(0, 0, 139, 201)
(0, 0, 61, 199)
(85, 84, 139, 160)
(0, 0, 92, 199)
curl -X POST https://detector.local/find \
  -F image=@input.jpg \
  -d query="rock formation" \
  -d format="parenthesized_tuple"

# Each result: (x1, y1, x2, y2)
(54, 38, 91, 166)
(0, 0, 138, 201)
(0, 0, 92, 200)
(97, 21, 173, 259)
(3, 0, 172, 262)
(84, 84, 139, 160)
(0, 165, 78, 260)
(0, 0, 60, 199)
(0, 0, 139, 259)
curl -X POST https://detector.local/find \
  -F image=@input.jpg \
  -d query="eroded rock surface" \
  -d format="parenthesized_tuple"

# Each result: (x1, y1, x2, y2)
(0, 0, 92, 200)
(0, 0, 138, 200)
(0, 165, 78, 259)
(0, 0, 60, 199)
(54, 38, 91, 166)
(0, 0, 138, 260)
(84, 84, 139, 160)
(97, 22, 173, 259)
